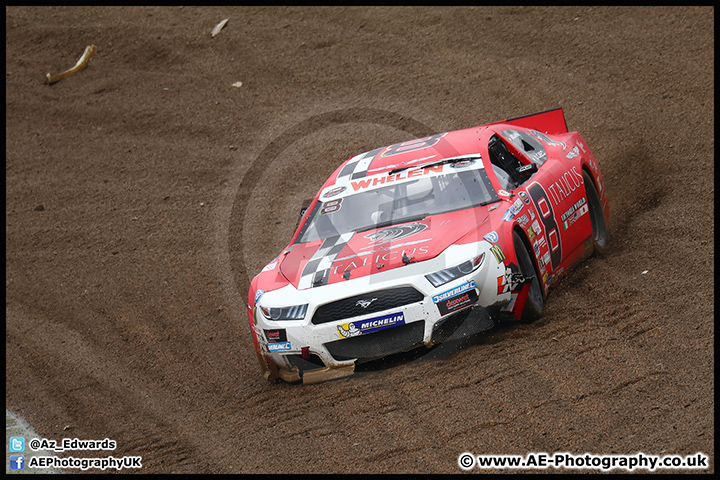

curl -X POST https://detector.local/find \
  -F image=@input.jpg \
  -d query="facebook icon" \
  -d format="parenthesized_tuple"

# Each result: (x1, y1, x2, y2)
(10, 455, 25, 470)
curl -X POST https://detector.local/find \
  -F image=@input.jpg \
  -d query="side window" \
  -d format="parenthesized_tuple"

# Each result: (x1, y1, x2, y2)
(488, 135, 523, 188)
(489, 135, 538, 189)
(500, 129, 549, 166)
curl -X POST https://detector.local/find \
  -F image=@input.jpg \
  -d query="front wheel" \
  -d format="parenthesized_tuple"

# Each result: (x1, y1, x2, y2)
(513, 231, 543, 323)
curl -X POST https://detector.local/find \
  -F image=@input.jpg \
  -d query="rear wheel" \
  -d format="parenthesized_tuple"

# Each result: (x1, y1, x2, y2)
(513, 231, 543, 323)
(583, 170, 608, 255)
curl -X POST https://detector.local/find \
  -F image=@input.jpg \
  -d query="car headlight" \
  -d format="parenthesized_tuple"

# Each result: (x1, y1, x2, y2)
(259, 304, 308, 321)
(425, 254, 485, 288)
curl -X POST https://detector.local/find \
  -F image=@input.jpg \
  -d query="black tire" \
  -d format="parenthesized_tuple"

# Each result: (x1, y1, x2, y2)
(583, 170, 608, 256)
(513, 230, 543, 323)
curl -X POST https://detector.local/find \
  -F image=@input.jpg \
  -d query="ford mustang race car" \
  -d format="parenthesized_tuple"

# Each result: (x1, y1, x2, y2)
(248, 108, 609, 384)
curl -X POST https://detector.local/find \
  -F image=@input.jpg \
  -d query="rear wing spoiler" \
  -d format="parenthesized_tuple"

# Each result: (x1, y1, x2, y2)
(492, 107, 568, 134)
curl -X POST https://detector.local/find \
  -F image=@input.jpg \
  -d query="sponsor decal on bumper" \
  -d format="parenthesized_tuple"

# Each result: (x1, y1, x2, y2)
(268, 341, 292, 352)
(337, 312, 405, 338)
(437, 289, 479, 315)
(432, 280, 479, 315)
(432, 280, 477, 304)
(264, 329, 291, 353)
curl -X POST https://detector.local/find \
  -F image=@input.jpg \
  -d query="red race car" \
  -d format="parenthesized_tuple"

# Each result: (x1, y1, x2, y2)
(248, 108, 609, 383)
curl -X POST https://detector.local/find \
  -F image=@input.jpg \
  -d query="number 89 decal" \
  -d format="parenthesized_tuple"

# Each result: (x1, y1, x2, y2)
(527, 182, 561, 270)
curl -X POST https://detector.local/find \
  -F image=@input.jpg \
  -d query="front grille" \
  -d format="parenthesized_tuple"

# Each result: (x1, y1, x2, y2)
(324, 320, 425, 362)
(311, 286, 424, 325)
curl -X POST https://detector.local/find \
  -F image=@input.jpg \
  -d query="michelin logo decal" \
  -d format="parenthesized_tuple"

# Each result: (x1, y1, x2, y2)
(338, 312, 405, 338)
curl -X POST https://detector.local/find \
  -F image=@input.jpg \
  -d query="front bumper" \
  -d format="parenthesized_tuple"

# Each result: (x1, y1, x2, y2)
(251, 243, 510, 383)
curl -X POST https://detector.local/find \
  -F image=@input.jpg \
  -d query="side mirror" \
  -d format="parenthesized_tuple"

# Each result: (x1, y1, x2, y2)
(295, 200, 313, 231)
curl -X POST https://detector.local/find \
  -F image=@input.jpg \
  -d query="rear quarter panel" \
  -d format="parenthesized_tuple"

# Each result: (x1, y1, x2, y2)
(509, 130, 598, 293)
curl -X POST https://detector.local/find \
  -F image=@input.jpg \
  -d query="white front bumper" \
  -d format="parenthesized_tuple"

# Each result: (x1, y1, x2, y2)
(253, 241, 510, 380)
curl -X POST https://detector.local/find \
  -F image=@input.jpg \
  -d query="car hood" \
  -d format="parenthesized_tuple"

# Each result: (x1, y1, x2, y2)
(279, 207, 493, 290)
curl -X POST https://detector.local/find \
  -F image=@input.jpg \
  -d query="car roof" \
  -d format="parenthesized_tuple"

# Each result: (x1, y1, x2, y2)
(322, 125, 497, 192)
(323, 108, 568, 191)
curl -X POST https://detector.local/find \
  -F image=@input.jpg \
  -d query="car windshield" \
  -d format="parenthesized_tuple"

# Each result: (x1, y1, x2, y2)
(296, 167, 500, 243)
